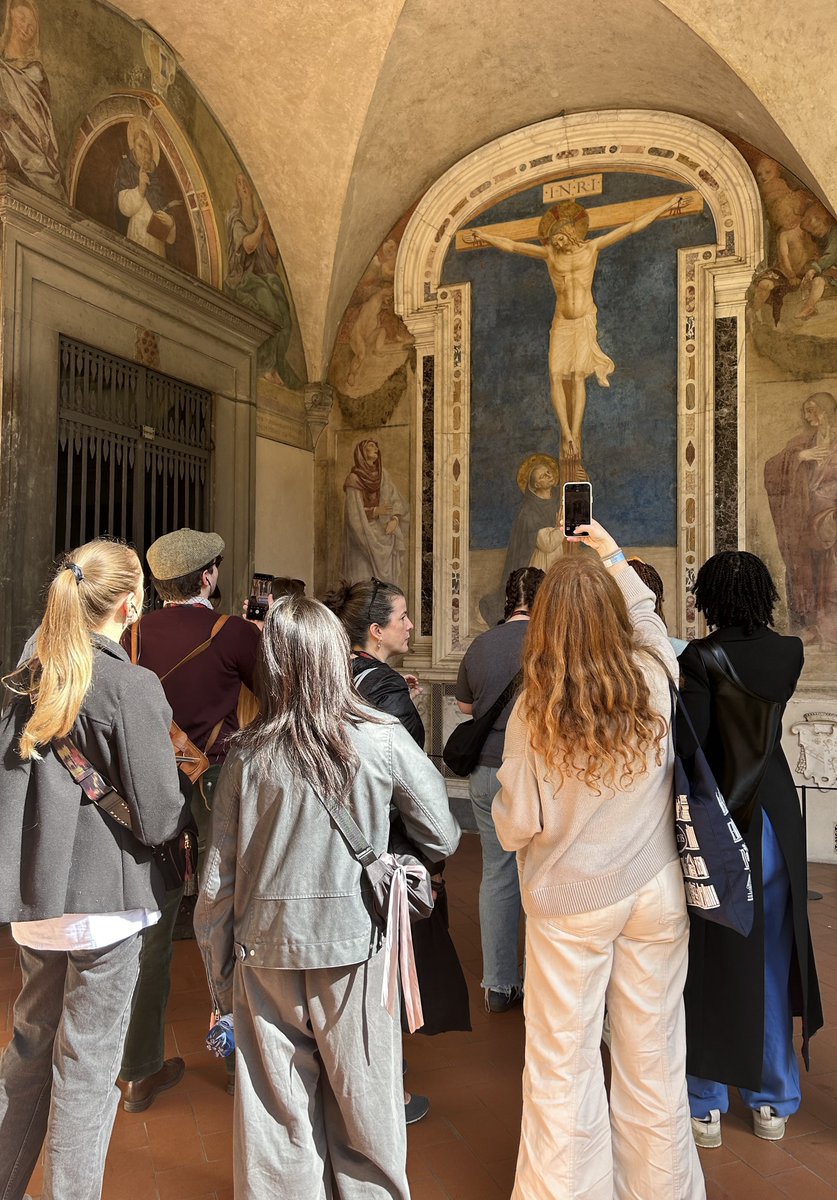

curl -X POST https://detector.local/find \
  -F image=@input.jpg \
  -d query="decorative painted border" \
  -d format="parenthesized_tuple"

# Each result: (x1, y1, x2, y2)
(395, 111, 764, 667)
(66, 92, 222, 288)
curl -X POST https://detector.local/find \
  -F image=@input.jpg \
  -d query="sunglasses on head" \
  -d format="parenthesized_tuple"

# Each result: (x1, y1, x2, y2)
(367, 577, 381, 625)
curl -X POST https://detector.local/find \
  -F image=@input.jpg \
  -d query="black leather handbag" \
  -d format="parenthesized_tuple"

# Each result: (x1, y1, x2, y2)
(442, 670, 522, 777)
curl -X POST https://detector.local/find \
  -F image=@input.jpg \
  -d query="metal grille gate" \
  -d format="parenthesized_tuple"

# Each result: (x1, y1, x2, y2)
(56, 338, 212, 561)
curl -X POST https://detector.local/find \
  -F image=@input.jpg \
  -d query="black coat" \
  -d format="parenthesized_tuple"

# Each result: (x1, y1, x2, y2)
(678, 625, 823, 1089)
(0, 635, 188, 920)
(351, 653, 471, 1035)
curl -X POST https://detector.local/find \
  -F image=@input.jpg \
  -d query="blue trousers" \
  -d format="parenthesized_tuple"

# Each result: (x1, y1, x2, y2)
(688, 812, 801, 1118)
(469, 764, 523, 993)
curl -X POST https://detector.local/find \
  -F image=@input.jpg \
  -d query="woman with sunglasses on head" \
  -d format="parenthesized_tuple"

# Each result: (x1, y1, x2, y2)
(493, 520, 704, 1200)
(0, 540, 187, 1200)
(323, 577, 423, 744)
(323, 578, 472, 1122)
(195, 595, 460, 1199)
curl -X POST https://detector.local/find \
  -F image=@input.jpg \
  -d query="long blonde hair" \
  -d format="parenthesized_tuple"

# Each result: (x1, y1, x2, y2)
(520, 556, 668, 794)
(4, 540, 142, 759)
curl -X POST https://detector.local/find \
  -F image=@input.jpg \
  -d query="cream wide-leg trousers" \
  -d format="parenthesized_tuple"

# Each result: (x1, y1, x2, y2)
(513, 858, 705, 1200)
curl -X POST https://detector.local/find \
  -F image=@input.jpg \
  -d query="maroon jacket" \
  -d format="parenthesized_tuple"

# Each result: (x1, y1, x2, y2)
(125, 605, 259, 763)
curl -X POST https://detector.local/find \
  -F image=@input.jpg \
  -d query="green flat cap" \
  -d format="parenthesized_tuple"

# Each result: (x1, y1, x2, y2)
(146, 528, 225, 580)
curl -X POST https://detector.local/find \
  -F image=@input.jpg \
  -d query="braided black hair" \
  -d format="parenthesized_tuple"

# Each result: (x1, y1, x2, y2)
(321, 577, 403, 647)
(628, 558, 665, 622)
(502, 566, 545, 622)
(694, 551, 778, 634)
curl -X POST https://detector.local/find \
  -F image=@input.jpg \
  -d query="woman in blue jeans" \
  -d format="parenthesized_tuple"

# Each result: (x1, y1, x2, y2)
(455, 567, 544, 1011)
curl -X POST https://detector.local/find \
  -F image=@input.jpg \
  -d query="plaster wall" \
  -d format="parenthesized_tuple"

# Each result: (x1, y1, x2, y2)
(254, 438, 315, 588)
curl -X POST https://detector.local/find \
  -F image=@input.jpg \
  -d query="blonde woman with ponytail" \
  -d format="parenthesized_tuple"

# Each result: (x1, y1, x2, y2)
(0, 540, 186, 1200)
(493, 519, 705, 1200)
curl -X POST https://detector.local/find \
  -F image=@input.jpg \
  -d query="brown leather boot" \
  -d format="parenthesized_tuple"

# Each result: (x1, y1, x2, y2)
(122, 1057, 185, 1113)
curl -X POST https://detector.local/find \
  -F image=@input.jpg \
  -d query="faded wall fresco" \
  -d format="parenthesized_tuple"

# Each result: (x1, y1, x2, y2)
(737, 138, 837, 674)
(324, 212, 415, 592)
(444, 171, 714, 630)
(320, 131, 837, 673)
(0, 0, 306, 391)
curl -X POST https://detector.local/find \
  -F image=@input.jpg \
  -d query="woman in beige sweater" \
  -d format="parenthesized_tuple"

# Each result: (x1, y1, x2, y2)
(493, 520, 705, 1200)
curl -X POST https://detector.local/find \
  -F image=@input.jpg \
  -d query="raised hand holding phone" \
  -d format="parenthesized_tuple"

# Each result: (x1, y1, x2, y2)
(566, 518, 626, 571)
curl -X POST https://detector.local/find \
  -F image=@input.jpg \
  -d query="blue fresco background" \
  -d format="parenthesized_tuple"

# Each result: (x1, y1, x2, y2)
(440, 172, 715, 549)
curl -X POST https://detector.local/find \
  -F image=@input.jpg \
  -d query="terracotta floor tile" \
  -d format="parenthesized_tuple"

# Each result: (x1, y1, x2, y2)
(771, 1166, 837, 1199)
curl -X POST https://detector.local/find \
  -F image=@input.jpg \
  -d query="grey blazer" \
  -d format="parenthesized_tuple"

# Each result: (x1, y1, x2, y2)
(0, 634, 188, 920)
(195, 710, 461, 1013)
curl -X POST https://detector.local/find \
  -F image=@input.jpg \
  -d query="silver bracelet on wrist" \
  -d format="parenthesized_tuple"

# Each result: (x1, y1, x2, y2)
(600, 548, 625, 568)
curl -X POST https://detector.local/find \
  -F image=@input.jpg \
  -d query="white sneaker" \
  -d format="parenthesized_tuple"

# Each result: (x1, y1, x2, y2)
(691, 1109, 722, 1148)
(753, 1105, 787, 1141)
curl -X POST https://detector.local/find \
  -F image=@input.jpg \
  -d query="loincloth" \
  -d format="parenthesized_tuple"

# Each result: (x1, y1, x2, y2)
(549, 309, 614, 386)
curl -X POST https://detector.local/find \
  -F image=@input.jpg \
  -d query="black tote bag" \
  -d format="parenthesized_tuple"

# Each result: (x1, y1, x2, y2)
(671, 685, 754, 937)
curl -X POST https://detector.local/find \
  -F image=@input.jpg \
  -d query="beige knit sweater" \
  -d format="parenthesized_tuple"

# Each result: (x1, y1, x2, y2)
(493, 568, 679, 917)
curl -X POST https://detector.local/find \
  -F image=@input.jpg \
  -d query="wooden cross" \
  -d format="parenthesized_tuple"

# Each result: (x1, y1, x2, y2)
(455, 189, 703, 252)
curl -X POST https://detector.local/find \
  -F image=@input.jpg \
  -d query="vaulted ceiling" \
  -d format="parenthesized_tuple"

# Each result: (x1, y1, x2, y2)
(112, 0, 836, 384)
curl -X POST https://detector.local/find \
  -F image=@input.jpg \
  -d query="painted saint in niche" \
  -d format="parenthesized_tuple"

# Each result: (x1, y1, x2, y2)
(477, 195, 676, 468)
(0, 0, 64, 200)
(479, 454, 559, 627)
(113, 117, 181, 258)
(764, 390, 837, 645)
(342, 438, 409, 588)
(224, 173, 300, 389)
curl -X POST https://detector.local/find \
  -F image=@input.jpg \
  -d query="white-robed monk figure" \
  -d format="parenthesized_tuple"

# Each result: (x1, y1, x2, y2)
(479, 194, 678, 462)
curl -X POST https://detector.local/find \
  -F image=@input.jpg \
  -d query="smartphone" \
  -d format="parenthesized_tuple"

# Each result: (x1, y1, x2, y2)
(563, 481, 592, 537)
(246, 572, 273, 621)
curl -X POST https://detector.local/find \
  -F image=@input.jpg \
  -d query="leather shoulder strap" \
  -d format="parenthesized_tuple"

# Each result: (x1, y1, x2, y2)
(159, 613, 230, 682)
(313, 790, 378, 868)
(699, 639, 746, 689)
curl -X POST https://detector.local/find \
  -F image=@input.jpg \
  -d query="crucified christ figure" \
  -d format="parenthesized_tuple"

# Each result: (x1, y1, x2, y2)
(478, 194, 679, 461)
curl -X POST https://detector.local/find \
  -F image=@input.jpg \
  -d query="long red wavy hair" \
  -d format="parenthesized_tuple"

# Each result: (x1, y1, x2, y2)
(519, 556, 668, 794)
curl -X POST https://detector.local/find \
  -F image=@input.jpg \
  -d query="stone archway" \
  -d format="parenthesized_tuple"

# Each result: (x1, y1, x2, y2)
(394, 110, 763, 668)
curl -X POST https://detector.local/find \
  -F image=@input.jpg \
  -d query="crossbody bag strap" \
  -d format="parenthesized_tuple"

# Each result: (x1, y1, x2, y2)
(312, 790, 379, 869)
(668, 679, 704, 758)
(52, 736, 134, 832)
(485, 668, 523, 723)
(700, 639, 747, 690)
(158, 614, 231, 682)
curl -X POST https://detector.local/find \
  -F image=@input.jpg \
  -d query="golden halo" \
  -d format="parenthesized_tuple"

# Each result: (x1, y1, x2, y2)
(538, 200, 590, 244)
(517, 453, 560, 493)
(126, 116, 160, 167)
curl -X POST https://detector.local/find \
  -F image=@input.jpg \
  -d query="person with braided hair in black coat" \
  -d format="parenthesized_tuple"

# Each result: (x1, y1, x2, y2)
(678, 551, 822, 1150)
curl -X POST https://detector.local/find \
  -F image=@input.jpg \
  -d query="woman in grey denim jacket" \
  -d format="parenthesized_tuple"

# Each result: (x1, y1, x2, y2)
(195, 595, 460, 1200)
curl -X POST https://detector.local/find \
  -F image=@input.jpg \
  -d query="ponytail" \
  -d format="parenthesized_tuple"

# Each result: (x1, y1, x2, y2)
(4, 541, 142, 759)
